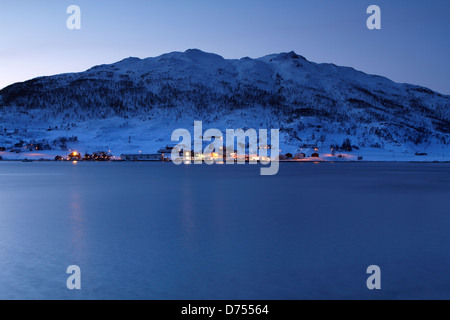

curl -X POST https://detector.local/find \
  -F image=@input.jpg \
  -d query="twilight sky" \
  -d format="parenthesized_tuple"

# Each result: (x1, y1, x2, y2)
(0, 0, 449, 94)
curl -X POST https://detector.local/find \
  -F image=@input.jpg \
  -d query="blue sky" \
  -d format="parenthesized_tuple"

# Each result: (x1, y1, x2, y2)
(1, 0, 449, 94)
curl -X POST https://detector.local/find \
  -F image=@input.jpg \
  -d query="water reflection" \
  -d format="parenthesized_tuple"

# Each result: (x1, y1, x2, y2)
(180, 170, 196, 245)
(67, 168, 87, 271)
(69, 189, 85, 254)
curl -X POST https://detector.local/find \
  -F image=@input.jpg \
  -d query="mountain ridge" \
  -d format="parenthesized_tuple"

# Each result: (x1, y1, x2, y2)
(0, 49, 449, 158)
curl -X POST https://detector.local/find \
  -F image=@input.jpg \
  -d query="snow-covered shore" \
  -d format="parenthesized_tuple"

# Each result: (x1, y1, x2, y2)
(1, 148, 449, 162)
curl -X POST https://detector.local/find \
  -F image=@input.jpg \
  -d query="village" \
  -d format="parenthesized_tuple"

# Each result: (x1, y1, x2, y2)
(1, 125, 440, 163)
(0, 126, 365, 163)
(0, 139, 359, 163)
(0, 126, 366, 163)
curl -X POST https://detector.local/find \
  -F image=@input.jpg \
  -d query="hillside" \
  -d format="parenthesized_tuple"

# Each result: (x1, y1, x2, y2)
(0, 49, 449, 160)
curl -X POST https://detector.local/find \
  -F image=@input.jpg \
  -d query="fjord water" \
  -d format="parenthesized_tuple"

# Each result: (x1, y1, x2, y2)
(0, 162, 449, 300)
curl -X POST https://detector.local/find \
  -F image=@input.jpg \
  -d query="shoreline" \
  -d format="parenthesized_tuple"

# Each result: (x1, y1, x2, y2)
(0, 158, 449, 164)
(1, 150, 450, 163)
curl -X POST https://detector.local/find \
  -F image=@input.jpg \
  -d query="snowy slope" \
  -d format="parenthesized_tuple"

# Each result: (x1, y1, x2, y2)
(0, 49, 449, 159)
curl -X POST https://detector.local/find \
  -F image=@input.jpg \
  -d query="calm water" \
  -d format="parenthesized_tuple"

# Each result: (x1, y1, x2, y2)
(0, 161, 449, 300)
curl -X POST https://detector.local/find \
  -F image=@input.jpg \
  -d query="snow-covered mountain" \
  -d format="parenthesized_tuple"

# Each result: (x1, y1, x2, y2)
(0, 49, 449, 159)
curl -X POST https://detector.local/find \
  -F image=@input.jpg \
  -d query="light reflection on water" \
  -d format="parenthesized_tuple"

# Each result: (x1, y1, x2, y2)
(0, 161, 450, 299)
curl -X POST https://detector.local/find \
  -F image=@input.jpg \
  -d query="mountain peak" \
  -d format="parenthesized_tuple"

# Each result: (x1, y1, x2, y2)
(274, 51, 306, 61)
(183, 48, 225, 61)
(257, 51, 307, 63)
(184, 48, 206, 55)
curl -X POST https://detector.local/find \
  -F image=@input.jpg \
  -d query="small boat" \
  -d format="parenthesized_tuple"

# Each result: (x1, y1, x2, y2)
(22, 159, 33, 162)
